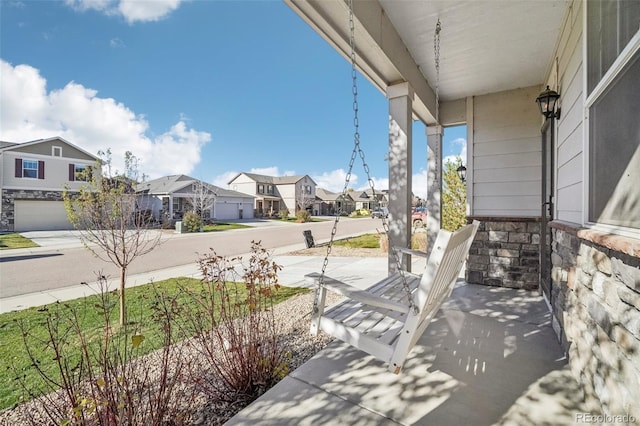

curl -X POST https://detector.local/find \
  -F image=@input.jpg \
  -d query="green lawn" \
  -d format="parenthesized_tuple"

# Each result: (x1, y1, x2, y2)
(0, 278, 307, 410)
(0, 233, 38, 250)
(202, 222, 252, 232)
(333, 233, 380, 249)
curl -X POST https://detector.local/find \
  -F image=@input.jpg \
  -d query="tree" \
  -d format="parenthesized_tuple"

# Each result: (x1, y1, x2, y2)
(63, 149, 162, 326)
(187, 179, 218, 230)
(442, 157, 467, 231)
(296, 182, 314, 216)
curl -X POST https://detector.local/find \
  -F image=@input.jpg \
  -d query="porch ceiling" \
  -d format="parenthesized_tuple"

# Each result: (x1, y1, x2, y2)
(285, 0, 569, 125)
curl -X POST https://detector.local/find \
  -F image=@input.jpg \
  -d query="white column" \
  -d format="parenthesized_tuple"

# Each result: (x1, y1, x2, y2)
(387, 82, 413, 274)
(426, 125, 442, 256)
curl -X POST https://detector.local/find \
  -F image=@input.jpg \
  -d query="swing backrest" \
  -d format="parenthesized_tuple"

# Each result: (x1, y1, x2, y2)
(414, 221, 479, 324)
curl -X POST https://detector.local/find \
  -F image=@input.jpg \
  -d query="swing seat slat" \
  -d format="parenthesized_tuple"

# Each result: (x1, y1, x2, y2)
(307, 221, 479, 374)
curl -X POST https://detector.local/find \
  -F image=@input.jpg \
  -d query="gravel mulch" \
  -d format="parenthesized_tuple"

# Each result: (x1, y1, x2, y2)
(0, 290, 343, 426)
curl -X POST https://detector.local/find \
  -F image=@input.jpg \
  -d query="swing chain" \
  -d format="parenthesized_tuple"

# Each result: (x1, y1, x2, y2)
(315, 0, 418, 315)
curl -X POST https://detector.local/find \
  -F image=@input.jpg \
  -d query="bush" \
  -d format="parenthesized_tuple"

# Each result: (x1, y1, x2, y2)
(182, 211, 202, 232)
(278, 209, 290, 220)
(185, 241, 288, 407)
(14, 276, 189, 425)
(295, 210, 311, 223)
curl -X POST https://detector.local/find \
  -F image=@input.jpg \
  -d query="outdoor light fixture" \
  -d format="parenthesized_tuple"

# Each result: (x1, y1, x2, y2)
(456, 164, 467, 182)
(536, 85, 561, 120)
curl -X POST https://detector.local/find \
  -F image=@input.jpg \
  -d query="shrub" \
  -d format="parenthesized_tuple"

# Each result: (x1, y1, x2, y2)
(185, 241, 288, 407)
(278, 209, 290, 220)
(13, 276, 189, 425)
(295, 210, 311, 223)
(182, 211, 202, 233)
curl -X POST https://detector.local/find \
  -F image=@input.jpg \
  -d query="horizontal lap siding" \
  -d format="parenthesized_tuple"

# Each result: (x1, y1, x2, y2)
(472, 86, 542, 217)
(555, 0, 584, 224)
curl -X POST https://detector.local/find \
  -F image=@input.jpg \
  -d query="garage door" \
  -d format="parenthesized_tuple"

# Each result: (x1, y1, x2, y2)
(214, 202, 239, 220)
(14, 200, 73, 231)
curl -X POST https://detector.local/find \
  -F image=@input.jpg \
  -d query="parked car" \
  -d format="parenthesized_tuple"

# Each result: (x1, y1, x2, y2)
(412, 209, 427, 227)
(371, 207, 389, 219)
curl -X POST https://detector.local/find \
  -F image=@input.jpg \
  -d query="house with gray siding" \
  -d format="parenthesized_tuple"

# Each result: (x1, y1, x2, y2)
(0, 137, 100, 231)
(136, 175, 255, 222)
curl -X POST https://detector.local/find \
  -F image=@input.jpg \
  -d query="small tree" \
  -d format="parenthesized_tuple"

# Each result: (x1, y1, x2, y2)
(187, 179, 217, 230)
(442, 157, 467, 231)
(296, 183, 314, 216)
(64, 149, 162, 326)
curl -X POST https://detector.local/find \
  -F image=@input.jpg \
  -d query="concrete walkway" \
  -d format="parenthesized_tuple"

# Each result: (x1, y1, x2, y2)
(0, 231, 590, 424)
(226, 281, 590, 425)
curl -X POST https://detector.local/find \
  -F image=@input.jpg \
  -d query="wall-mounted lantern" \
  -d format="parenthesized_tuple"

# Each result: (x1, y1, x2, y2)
(456, 164, 467, 183)
(536, 85, 561, 120)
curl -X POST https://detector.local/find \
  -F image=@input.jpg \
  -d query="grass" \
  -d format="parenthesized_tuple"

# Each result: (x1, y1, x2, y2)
(0, 278, 308, 411)
(202, 222, 251, 232)
(333, 233, 380, 249)
(0, 233, 38, 250)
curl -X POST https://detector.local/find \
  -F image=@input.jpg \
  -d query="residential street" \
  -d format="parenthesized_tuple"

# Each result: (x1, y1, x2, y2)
(0, 218, 379, 298)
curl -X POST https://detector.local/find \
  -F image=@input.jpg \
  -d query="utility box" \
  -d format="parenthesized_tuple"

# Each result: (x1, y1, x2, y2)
(175, 220, 183, 234)
(303, 230, 315, 248)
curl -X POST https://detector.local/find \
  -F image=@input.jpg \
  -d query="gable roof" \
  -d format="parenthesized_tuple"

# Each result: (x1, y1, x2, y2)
(229, 172, 316, 186)
(316, 188, 354, 202)
(0, 136, 101, 161)
(137, 175, 254, 199)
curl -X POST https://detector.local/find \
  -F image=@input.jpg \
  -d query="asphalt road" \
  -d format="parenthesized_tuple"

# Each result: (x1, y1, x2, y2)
(1, 218, 379, 298)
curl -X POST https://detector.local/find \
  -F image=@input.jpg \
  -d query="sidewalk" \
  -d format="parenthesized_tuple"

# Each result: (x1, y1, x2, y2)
(0, 248, 407, 314)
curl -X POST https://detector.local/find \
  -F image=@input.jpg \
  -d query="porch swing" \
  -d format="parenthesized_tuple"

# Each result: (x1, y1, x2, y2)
(305, 6, 479, 374)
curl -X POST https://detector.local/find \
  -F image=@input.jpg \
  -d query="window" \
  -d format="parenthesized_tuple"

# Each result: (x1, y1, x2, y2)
(75, 164, 90, 181)
(23, 159, 38, 178)
(587, 1, 640, 230)
(52, 146, 62, 157)
(257, 184, 265, 194)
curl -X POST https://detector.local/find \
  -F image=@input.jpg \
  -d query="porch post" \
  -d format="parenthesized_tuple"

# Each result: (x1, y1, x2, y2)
(387, 82, 413, 274)
(426, 125, 443, 256)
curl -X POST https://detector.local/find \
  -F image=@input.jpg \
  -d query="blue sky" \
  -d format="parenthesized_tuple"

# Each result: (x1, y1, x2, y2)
(0, 0, 465, 198)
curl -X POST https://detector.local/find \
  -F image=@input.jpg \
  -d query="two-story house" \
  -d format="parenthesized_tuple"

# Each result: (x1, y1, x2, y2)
(228, 172, 317, 217)
(0, 137, 101, 232)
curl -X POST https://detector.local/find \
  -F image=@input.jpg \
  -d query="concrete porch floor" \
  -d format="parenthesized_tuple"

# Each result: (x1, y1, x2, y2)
(227, 281, 590, 425)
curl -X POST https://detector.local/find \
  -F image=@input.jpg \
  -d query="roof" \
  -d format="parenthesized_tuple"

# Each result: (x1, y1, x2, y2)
(316, 188, 354, 202)
(229, 172, 316, 186)
(0, 136, 101, 160)
(137, 175, 254, 199)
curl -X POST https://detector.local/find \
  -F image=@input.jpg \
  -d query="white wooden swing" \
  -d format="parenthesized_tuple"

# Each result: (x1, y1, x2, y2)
(306, 9, 479, 374)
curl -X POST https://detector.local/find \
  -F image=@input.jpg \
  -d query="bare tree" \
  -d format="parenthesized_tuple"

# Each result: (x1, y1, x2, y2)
(63, 149, 162, 325)
(296, 183, 314, 215)
(187, 179, 218, 228)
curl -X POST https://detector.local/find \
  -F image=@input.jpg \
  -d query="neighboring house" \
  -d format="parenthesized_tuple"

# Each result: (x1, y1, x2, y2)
(314, 188, 355, 216)
(351, 188, 388, 211)
(136, 175, 255, 222)
(228, 172, 317, 217)
(0, 137, 100, 232)
(287, 0, 640, 417)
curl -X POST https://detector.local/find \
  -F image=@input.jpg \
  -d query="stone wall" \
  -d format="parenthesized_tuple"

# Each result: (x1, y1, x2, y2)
(550, 221, 640, 418)
(1, 189, 65, 231)
(466, 217, 540, 290)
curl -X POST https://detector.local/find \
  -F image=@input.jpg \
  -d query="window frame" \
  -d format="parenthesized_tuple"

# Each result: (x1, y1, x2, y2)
(22, 159, 39, 179)
(583, 7, 640, 238)
(74, 164, 90, 182)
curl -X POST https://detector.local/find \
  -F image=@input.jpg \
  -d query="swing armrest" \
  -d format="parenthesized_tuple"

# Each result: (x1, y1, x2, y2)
(394, 247, 429, 258)
(305, 273, 409, 314)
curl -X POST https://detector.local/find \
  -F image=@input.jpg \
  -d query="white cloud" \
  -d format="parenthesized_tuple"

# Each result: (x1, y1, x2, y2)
(412, 169, 428, 199)
(311, 169, 358, 193)
(64, 0, 184, 24)
(444, 137, 467, 166)
(0, 60, 210, 178)
(109, 37, 125, 48)
(212, 171, 241, 189)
